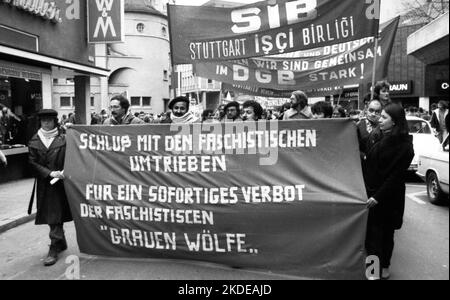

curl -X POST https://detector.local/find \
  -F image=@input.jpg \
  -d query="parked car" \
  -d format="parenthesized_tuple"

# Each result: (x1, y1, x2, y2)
(407, 116, 441, 171)
(416, 142, 449, 205)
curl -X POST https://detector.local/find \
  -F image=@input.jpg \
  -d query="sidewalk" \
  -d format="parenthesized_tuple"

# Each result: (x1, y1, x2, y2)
(0, 178, 36, 234)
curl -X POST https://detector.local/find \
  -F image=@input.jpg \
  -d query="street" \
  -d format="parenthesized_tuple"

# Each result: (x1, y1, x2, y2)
(0, 180, 448, 280)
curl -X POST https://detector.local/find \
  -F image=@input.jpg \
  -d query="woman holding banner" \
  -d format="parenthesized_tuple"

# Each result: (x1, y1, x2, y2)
(364, 103, 414, 280)
(28, 109, 72, 267)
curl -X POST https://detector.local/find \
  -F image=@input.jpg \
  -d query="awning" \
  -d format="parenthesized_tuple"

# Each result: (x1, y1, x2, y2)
(0, 44, 110, 77)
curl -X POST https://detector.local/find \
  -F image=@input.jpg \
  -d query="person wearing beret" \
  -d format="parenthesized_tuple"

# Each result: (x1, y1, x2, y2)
(28, 109, 72, 267)
(160, 96, 199, 124)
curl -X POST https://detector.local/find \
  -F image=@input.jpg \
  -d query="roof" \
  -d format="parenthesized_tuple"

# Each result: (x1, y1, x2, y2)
(399, 0, 449, 27)
(125, 0, 166, 18)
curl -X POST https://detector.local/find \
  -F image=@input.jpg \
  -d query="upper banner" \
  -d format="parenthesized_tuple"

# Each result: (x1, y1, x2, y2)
(168, 0, 380, 64)
(222, 82, 344, 98)
(195, 17, 399, 93)
(64, 121, 368, 279)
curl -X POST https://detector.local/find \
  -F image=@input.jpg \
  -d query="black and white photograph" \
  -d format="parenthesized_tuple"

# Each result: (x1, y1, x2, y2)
(0, 0, 448, 285)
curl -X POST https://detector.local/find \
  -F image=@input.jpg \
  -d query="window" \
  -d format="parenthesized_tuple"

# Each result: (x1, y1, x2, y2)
(142, 97, 151, 107)
(131, 97, 141, 106)
(91, 97, 95, 107)
(136, 23, 145, 33)
(407, 120, 432, 134)
(163, 70, 168, 81)
(60, 97, 72, 107)
(162, 26, 167, 36)
(53, 78, 58, 85)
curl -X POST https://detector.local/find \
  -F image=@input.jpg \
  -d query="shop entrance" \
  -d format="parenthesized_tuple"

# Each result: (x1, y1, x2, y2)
(0, 76, 42, 147)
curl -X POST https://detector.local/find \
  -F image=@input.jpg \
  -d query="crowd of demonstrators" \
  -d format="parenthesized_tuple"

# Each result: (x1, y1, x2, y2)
(405, 106, 433, 121)
(28, 109, 72, 267)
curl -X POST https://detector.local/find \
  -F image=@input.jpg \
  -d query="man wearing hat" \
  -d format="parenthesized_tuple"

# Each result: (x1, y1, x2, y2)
(28, 109, 72, 267)
(161, 96, 199, 124)
(103, 95, 144, 125)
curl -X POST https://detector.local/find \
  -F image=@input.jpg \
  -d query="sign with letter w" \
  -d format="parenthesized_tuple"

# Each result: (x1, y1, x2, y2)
(88, 0, 124, 43)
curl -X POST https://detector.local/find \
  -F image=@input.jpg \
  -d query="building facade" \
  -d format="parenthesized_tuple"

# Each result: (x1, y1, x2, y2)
(369, 1, 449, 110)
(53, 0, 173, 116)
(0, 0, 108, 183)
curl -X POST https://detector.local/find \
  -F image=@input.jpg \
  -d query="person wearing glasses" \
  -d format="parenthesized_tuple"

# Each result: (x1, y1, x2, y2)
(103, 95, 145, 125)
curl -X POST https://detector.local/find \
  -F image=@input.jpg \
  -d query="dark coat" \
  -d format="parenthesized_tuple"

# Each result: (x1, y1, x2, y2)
(28, 131, 72, 225)
(356, 119, 382, 155)
(363, 133, 414, 230)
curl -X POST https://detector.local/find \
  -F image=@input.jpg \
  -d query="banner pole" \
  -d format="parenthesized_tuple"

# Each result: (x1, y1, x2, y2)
(370, 35, 380, 101)
(337, 88, 343, 107)
(370, 1, 382, 101)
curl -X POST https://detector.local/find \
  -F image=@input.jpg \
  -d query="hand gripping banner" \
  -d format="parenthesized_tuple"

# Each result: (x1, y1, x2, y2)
(64, 120, 368, 279)
(168, 0, 380, 64)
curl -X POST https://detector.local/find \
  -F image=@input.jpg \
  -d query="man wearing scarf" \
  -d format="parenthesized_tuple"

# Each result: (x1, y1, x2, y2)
(28, 109, 72, 267)
(160, 96, 199, 124)
(103, 95, 145, 125)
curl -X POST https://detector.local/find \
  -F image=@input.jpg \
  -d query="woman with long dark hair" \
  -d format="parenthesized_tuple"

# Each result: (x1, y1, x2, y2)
(364, 103, 414, 280)
(28, 109, 72, 267)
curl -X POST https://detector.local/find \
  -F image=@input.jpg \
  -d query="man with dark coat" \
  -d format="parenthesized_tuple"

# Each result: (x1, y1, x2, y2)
(103, 95, 145, 125)
(357, 100, 383, 156)
(28, 109, 72, 267)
